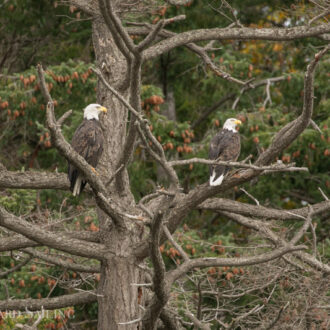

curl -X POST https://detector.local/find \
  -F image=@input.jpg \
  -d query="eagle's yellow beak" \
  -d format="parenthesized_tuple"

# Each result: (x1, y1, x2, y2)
(100, 106, 107, 113)
(235, 119, 242, 125)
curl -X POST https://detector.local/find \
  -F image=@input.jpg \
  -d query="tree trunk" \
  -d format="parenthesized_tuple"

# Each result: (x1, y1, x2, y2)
(98, 255, 143, 329)
(92, 17, 144, 329)
(97, 225, 144, 329)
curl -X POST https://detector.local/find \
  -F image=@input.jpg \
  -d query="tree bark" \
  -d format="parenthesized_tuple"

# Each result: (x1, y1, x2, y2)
(98, 248, 143, 329)
(91, 17, 144, 329)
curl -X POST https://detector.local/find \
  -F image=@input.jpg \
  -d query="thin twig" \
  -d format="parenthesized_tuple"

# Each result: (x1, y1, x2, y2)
(106, 164, 124, 187)
(263, 78, 272, 108)
(92, 67, 179, 188)
(163, 225, 190, 262)
(118, 317, 142, 325)
(290, 205, 312, 245)
(240, 188, 260, 206)
(310, 119, 323, 133)
(318, 187, 329, 200)
(309, 9, 330, 25)
(185, 311, 211, 330)
(309, 221, 319, 259)
(0, 256, 32, 278)
(265, 301, 290, 330)
(57, 110, 73, 126)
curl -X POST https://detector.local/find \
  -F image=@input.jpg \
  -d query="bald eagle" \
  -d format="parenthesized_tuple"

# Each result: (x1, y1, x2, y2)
(68, 104, 107, 196)
(209, 118, 242, 186)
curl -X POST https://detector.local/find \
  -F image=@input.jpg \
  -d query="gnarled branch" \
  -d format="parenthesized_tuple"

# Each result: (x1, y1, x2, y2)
(0, 291, 97, 311)
(198, 198, 330, 221)
(0, 169, 69, 190)
(167, 245, 306, 284)
(0, 231, 100, 252)
(256, 45, 329, 165)
(143, 25, 330, 60)
(0, 207, 107, 260)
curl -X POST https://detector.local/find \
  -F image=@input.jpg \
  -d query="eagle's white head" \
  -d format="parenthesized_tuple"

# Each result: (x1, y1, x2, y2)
(223, 118, 242, 133)
(84, 103, 108, 120)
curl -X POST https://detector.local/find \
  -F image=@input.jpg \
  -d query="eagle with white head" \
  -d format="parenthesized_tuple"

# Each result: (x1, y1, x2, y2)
(68, 103, 107, 196)
(209, 118, 242, 186)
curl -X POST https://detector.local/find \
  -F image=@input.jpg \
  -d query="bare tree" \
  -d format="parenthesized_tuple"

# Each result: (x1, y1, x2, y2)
(0, 1, 329, 329)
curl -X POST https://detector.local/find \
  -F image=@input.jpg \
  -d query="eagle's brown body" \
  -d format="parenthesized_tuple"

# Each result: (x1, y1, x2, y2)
(68, 119, 104, 195)
(209, 128, 240, 186)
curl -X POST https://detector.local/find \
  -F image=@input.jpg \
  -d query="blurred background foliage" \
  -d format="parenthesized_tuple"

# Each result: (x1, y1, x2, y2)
(0, 0, 329, 328)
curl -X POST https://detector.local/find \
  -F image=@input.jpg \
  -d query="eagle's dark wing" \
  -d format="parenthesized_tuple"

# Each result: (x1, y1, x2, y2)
(209, 129, 240, 185)
(68, 119, 104, 194)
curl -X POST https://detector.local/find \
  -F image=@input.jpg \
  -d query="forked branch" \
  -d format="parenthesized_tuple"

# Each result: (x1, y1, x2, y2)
(92, 67, 179, 188)
(256, 45, 329, 165)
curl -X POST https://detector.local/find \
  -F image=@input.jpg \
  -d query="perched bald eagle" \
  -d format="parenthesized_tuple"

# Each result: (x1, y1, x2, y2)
(209, 118, 242, 186)
(68, 103, 107, 196)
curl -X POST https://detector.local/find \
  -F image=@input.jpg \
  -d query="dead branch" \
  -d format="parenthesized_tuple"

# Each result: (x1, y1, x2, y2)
(159, 308, 180, 329)
(318, 187, 329, 200)
(256, 45, 329, 166)
(198, 198, 330, 220)
(92, 67, 179, 188)
(142, 210, 170, 329)
(162, 225, 190, 262)
(202, 270, 283, 299)
(143, 25, 330, 60)
(290, 206, 312, 245)
(0, 290, 97, 311)
(191, 41, 247, 86)
(137, 19, 166, 51)
(169, 158, 308, 172)
(136, 122, 179, 187)
(98, 0, 135, 58)
(265, 301, 290, 330)
(167, 245, 306, 284)
(0, 169, 69, 190)
(0, 206, 107, 260)
(128, 23, 250, 86)
(232, 76, 285, 110)
(57, 109, 73, 126)
(0, 256, 32, 279)
(309, 8, 330, 25)
(90, 68, 141, 118)
(165, 0, 191, 5)
(220, 211, 330, 274)
(23, 247, 100, 273)
(0, 231, 100, 252)
(185, 311, 211, 330)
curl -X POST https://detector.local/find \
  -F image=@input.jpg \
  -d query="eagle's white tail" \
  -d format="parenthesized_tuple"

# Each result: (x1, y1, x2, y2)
(73, 175, 83, 196)
(209, 171, 224, 186)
